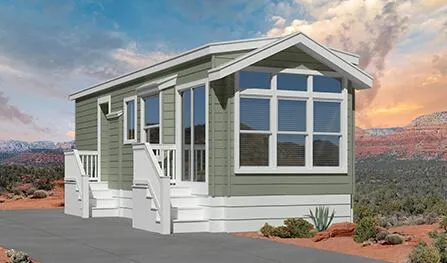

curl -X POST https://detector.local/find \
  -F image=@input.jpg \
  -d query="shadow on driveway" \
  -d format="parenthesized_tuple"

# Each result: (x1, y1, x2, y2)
(0, 209, 384, 263)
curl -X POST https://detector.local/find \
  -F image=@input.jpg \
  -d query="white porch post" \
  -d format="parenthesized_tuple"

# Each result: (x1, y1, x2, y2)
(81, 175, 90, 218)
(160, 176, 171, 234)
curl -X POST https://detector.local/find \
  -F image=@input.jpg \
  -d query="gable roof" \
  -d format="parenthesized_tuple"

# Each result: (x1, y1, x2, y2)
(69, 34, 367, 100)
(209, 32, 373, 89)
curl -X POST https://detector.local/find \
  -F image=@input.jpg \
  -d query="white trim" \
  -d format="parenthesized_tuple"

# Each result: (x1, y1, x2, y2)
(123, 96, 138, 144)
(137, 74, 178, 97)
(234, 69, 348, 174)
(176, 78, 208, 92)
(209, 32, 372, 89)
(69, 34, 361, 100)
(97, 95, 111, 182)
(106, 110, 122, 119)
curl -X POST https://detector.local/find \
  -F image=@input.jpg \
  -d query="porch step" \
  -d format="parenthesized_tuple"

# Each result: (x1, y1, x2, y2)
(171, 206, 205, 221)
(170, 185, 192, 196)
(90, 189, 113, 199)
(89, 182, 109, 191)
(91, 198, 118, 209)
(91, 207, 119, 217)
(170, 195, 199, 207)
(172, 219, 209, 233)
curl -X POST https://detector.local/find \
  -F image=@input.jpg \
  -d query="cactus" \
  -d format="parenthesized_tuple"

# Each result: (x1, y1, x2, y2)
(308, 206, 335, 232)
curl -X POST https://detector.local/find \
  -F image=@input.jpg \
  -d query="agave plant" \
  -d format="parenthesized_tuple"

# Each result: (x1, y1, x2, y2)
(308, 206, 335, 232)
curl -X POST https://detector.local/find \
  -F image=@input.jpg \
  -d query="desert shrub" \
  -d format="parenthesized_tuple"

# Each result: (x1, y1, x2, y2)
(353, 202, 374, 222)
(429, 231, 440, 239)
(384, 234, 404, 245)
(375, 231, 389, 241)
(308, 206, 335, 232)
(31, 190, 48, 199)
(284, 218, 314, 238)
(25, 187, 36, 196)
(354, 216, 378, 243)
(260, 223, 276, 237)
(33, 178, 54, 191)
(274, 226, 292, 238)
(432, 233, 447, 262)
(440, 217, 447, 232)
(409, 242, 441, 263)
(5, 249, 32, 263)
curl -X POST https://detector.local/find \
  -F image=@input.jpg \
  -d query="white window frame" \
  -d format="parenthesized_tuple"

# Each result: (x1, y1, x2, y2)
(123, 96, 138, 144)
(140, 92, 162, 144)
(234, 66, 348, 174)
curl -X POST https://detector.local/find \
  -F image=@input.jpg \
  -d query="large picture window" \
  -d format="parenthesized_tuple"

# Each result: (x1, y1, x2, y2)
(124, 96, 137, 144)
(235, 69, 346, 173)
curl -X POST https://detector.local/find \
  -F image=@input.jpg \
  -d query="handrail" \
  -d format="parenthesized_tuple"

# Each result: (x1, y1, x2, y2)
(133, 143, 171, 234)
(150, 144, 177, 181)
(64, 150, 90, 218)
(78, 151, 99, 181)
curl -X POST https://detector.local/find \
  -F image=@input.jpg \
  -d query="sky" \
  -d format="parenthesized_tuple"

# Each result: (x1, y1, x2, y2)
(0, 0, 446, 142)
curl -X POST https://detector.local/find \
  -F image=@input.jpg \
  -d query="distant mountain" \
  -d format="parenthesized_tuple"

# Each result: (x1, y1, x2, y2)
(0, 140, 75, 153)
(0, 140, 74, 166)
(356, 111, 447, 161)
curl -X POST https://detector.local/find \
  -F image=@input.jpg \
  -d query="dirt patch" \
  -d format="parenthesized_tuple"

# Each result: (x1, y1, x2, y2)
(0, 181, 64, 210)
(235, 224, 439, 263)
(0, 246, 38, 263)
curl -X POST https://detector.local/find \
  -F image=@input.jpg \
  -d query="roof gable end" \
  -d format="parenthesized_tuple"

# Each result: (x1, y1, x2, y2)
(208, 32, 372, 89)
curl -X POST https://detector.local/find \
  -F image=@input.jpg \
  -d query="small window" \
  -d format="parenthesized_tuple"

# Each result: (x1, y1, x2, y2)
(124, 97, 137, 143)
(277, 73, 307, 91)
(313, 76, 342, 93)
(239, 71, 271, 90)
(240, 133, 269, 166)
(143, 95, 160, 144)
(313, 135, 340, 166)
(314, 101, 341, 133)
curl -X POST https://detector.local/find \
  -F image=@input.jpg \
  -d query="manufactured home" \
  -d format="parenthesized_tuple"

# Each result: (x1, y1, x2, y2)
(64, 32, 373, 234)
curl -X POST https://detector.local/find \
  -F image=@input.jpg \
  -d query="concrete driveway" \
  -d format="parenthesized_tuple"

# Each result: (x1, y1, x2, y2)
(0, 209, 383, 263)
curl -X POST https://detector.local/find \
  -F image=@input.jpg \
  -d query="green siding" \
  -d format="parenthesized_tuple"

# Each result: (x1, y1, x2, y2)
(162, 88, 175, 144)
(75, 57, 212, 191)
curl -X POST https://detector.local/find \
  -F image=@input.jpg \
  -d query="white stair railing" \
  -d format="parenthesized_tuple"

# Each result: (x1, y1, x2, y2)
(78, 151, 99, 181)
(133, 143, 171, 234)
(151, 144, 177, 182)
(64, 150, 90, 218)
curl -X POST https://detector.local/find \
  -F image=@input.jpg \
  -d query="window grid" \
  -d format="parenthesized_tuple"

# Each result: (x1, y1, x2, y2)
(236, 69, 346, 172)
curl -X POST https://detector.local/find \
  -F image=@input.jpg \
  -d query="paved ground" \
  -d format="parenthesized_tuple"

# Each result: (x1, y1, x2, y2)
(0, 209, 384, 263)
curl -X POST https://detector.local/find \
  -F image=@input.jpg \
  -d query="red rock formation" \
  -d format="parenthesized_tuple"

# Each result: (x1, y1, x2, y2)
(312, 222, 356, 242)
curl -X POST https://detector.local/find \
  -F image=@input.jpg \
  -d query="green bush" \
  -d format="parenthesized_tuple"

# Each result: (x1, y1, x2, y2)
(354, 216, 378, 243)
(33, 178, 54, 191)
(260, 223, 276, 237)
(5, 249, 32, 263)
(353, 202, 374, 222)
(308, 206, 335, 232)
(433, 233, 447, 263)
(440, 217, 447, 232)
(274, 226, 292, 238)
(284, 218, 314, 238)
(409, 242, 441, 263)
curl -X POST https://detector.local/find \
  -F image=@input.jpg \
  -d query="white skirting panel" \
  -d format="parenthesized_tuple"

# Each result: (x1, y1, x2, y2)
(200, 194, 352, 233)
(111, 190, 133, 219)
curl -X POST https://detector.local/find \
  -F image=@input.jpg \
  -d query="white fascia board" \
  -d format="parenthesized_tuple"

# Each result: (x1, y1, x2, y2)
(209, 32, 372, 89)
(136, 74, 177, 97)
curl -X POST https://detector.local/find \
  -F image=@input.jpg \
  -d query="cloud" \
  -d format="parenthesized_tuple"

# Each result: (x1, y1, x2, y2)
(66, 130, 75, 139)
(0, 91, 48, 132)
(265, 0, 447, 127)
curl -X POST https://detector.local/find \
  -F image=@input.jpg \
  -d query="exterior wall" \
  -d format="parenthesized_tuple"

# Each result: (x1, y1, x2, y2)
(208, 47, 354, 197)
(74, 57, 213, 191)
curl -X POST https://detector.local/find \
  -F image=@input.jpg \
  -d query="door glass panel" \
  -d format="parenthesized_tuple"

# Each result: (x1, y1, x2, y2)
(193, 86, 206, 182)
(182, 90, 191, 181)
